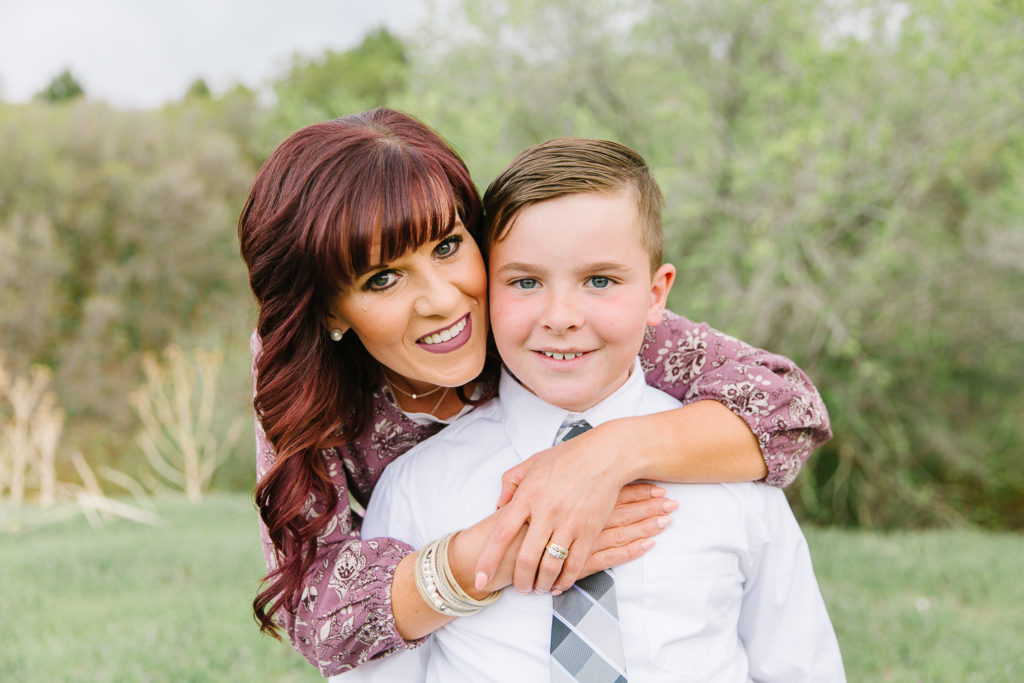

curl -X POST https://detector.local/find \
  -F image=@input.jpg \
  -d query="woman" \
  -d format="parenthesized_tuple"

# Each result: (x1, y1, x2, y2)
(238, 108, 830, 676)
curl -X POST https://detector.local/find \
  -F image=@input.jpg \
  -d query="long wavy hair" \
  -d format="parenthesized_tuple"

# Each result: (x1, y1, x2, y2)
(238, 108, 485, 636)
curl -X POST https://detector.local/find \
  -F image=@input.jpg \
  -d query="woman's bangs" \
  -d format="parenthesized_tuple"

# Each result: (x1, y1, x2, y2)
(375, 163, 459, 266)
(316, 136, 470, 294)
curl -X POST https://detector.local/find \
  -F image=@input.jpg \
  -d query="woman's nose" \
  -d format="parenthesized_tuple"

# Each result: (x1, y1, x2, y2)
(413, 268, 461, 317)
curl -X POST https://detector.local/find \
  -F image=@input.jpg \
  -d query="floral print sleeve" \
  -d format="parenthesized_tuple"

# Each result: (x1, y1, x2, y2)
(638, 311, 831, 486)
(252, 333, 443, 676)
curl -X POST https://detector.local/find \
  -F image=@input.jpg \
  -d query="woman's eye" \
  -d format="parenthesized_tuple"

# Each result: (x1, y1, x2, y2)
(434, 235, 462, 258)
(589, 276, 611, 288)
(514, 278, 538, 290)
(365, 271, 398, 291)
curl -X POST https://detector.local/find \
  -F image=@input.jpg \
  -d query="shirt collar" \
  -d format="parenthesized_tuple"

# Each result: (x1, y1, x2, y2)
(498, 358, 649, 461)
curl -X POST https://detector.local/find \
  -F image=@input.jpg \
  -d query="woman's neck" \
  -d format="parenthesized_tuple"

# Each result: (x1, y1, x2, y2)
(383, 372, 469, 420)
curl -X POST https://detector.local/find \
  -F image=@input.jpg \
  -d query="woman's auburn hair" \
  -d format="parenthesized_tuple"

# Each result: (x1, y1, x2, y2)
(237, 108, 483, 637)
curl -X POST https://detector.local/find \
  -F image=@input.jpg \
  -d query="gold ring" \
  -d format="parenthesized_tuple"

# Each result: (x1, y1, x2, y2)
(545, 541, 569, 561)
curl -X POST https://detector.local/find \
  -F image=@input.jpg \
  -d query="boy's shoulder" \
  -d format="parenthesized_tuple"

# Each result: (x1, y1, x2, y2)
(383, 398, 506, 480)
(636, 381, 683, 412)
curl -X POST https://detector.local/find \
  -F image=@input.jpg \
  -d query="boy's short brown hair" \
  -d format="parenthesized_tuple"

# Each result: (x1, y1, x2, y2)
(483, 138, 664, 273)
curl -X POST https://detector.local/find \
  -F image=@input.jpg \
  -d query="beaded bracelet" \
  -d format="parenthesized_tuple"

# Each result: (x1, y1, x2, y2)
(413, 530, 502, 616)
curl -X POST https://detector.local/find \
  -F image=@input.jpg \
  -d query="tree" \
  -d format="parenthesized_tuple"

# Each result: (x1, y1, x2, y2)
(270, 27, 411, 132)
(184, 78, 211, 100)
(0, 100, 257, 478)
(408, 0, 1024, 528)
(37, 68, 84, 103)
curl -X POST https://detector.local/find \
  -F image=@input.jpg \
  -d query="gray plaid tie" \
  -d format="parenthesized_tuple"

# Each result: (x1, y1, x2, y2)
(550, 419, 628, 683)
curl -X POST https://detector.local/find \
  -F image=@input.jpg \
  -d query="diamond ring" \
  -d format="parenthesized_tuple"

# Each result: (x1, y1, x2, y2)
(545, 541, 569, 561)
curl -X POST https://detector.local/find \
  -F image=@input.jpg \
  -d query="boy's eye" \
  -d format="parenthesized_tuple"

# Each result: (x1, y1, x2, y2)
(589, 276, 611, 288)
(434, 235, 462, 258)
(365, 270, 398, 291)
(514, 278, 538, 290)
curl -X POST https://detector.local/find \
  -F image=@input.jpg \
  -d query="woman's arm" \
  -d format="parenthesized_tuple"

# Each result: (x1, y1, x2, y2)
(255, 422, 419, 677)
(388, 482, 675, 640)
(250, 328, 420, 676)
(639, 310, 831, 486)
(252, 336, 674, 673)
(474, 311, 831, 593)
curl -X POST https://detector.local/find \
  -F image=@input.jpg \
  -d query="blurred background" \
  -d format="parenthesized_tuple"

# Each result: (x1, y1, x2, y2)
(1, 0, 1022, 679)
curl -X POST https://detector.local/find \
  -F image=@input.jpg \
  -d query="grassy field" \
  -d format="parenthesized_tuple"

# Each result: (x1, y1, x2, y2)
(1, 495, 1021, 682)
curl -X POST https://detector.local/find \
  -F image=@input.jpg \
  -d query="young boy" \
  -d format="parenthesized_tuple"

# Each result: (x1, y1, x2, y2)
(355, 139, 845, 681)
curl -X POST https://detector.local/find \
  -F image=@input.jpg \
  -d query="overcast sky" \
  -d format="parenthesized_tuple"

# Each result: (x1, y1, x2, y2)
(0, 0, 434, 108)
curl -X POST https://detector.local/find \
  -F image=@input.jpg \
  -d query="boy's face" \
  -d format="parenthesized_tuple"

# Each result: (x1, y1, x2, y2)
(488, 189, 674, 413)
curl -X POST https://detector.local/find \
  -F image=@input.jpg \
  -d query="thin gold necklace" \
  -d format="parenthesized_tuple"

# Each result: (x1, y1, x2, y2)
(425, 386, 450, 415)
(384, 375, 444, 400)
(384, 376, 452, 416)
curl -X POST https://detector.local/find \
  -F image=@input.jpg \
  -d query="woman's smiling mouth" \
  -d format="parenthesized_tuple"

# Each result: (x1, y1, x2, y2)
(418, 315, 468, 345)
(416, 314, 473, 354)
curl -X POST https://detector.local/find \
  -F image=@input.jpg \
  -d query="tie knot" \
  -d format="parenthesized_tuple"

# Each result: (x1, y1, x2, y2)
(555, 418, 592, 445)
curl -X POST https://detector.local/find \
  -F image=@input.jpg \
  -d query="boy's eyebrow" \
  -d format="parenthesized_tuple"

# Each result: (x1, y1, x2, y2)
(583, 261, 631, 273)
(493, 261, 542, 274)
(494, 261, 633, 275)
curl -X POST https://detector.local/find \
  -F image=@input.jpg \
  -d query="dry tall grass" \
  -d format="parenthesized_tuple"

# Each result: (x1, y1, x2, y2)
(131, 345, 242, 502)
(0, 351, 160, 531)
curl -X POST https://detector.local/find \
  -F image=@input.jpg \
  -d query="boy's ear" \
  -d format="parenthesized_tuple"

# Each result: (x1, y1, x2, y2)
(646, 263, 676, 327)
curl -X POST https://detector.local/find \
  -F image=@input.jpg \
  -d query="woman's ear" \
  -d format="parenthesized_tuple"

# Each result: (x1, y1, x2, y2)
(324, 314, 350, 341)
(646, 263, 676, 327)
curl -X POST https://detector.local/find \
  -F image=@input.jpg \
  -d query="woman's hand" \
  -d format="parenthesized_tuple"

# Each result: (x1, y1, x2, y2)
(396, 476, 674, 640)
(458, 482, 674, 595)
(472, 420, 674, 593)
(560, 482, 676, 593)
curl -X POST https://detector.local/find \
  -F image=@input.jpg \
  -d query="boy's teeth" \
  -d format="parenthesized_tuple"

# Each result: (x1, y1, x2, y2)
(543, 351, 583, 360)
(421, 318, 466, 345)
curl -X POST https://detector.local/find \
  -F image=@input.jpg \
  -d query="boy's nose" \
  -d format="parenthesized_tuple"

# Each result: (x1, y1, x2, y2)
(540, 290, 583, 332)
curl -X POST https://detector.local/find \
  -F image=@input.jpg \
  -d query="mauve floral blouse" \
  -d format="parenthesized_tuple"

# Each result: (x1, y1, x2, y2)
(253, 311, 831, 676)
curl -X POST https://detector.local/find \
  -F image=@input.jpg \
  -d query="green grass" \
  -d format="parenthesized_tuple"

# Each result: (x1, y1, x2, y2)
(0, 495, 317, 682)
(1, 496, 1021, 681)
(807, 526, 1023, 682)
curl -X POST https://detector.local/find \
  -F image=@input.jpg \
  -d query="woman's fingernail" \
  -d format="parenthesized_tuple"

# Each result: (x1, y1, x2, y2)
(662, 499, 679, 512)
(552, 589, 563, 596)
(657, 515, 673, 529)
(475, 572, 488, 591)
(641, 539, 656, 550)
(650, 486, 666, 497)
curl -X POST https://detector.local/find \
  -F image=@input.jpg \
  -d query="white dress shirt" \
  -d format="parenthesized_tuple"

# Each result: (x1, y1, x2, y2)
(341, 361, 845, 682)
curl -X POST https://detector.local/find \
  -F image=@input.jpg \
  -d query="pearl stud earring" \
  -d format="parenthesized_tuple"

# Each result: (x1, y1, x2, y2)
(330, 329, 344, 341)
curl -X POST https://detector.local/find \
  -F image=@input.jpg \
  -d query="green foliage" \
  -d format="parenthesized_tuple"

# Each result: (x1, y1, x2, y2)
(184, 77, 212, 100)
(0, 99, 257, 483)
(408, 0, 1024, 528)
(36, 68, 84, 103)
(270, 27, 411, 135)
(1, 0, 1021, 528)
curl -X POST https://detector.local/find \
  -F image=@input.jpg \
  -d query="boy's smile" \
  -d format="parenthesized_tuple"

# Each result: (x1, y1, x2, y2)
(488, 189, 674, 412)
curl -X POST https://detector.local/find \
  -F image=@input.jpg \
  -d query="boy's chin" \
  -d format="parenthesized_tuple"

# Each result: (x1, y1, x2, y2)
(531, 386, 600, 414)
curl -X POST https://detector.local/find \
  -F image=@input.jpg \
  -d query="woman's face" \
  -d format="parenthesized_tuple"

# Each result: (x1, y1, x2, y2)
(327, 219, 489, 390)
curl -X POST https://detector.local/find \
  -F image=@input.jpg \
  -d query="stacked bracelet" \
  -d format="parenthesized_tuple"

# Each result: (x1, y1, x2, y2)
(413, 530, 502, 617)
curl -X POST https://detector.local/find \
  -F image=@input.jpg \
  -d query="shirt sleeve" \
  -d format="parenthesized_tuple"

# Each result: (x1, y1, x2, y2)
(639, 311, 832, 486)
(251, 333, 424, 677)
(736, 488, 846, 681)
